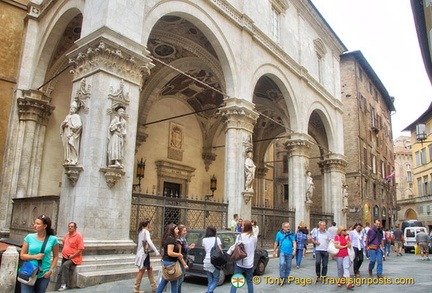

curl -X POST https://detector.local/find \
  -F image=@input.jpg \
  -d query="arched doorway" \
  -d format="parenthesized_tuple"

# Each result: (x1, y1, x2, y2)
(405, 208, 417, 220)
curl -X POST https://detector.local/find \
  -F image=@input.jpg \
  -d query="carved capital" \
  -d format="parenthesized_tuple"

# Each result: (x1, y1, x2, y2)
(318, 158, 348, 173)
(17, 90, 55, 125)
(100, 167, 125, 188)
(218, 98, 258, 133)
(63, 165, 83, 186)
(68, 37, 154, 84)
(284, 139, 313, 157)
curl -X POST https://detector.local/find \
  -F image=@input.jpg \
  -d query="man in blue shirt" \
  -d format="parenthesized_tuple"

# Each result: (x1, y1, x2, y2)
(273, 222, 296, 283)
(366, 220, 384, 277)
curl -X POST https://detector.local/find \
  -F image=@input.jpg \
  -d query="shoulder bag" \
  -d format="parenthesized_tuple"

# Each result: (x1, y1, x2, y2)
(230, 234, 247, 261)
(18, 236, 49, 286)
(162, 261, 182, 281)
(142, 231, 154, 254)
(327, 239, 340, 255)
(210, 236, 227, 269)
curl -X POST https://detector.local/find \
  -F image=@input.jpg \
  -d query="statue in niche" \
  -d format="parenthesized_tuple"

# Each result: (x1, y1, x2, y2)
(305, 171, 314, 202)
(170, 125, 183, 149)
(108, 105, 127, 168)
(244, 151, 256, 192)
(60, 101, 82, 165)
(343, 184, 349, 209)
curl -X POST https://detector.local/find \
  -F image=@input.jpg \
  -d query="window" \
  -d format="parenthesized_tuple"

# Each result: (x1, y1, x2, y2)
(373, 183, 377, 200)
(374, 89, 378, 101)
(358, 67, 363, 81)
(283, 184, 289, 200)
(407, 171, 412, 182)
(369, 82, 373, 93)
(364, 148, 368, 168)
(421, 148, 427, 164)
(372, 155, 376, 174)
(429, 145, 432, 162)
(418, 178, 423, 196)
(314, 39, 326, 84)
(424, 176, 429, 196)
(271, 7, 280, 42)
(415, 151, 421, 167)
(317, 54, 323, 83)
(282, 155, 288, 173)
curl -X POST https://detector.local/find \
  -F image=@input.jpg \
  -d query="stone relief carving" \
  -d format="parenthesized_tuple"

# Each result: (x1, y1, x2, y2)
(60, 101, 82, 165)
(74, 78, 91, 113)
(168, 122, 184, 161)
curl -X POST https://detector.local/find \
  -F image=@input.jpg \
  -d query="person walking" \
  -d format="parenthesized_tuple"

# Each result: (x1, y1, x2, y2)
(309, 224, 319, 259)
(363, 222, 371, 259)
(177, 225, 195, 293)
(311, 221, 331, 282)
(56, 222, 84, 292)
(202, 226, 223, 293)
(273, 222, 296, 283)
(20, 215, 59, 293)
(392, 225, 403, 256)
(251, 220, 259, 237)
(334, 226, 354, 289)
(156, 223, 185, 293)
(295, 225, 308, 269)
(230, 220, 257, 293)
(349, 223, 365, 276)
(134, 220, 160, 293)
(366, 220, 384, 278)
(230, 214, 238, 231)
(415, 228, 430, 261)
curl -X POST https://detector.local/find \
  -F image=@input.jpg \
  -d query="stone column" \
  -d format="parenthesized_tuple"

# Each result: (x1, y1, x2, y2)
(56, 29, 153, 286)
(319, 155, 347, 226)
(285, 136, 312, 228)
(0, 246, 19, 293)
(219, 98, 258, 225)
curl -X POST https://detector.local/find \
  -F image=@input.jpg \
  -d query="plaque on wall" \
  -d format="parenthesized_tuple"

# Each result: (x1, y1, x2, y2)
(168, 122, 184, 161)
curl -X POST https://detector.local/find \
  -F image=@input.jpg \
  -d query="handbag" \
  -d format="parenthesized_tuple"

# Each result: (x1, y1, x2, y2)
(230, 235, 247, 261)
(327, 239, 340, 255)
(17, 235, 49, 285)
(210, 235, 227, 269)
(348, 246, 355, 262)
(142, 231, 154, 254)
(162, 261, 182, 281)
(186, 256, 194, 268)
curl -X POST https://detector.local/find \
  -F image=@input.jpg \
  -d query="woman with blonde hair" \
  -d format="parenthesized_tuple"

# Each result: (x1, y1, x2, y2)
(134, 219, 160, 293)
(230, 220, 257, 293)
(334, 226, 354, 289)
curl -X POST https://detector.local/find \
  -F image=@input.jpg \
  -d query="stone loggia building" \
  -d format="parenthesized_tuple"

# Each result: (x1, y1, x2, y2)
(0, 0, 349, 286)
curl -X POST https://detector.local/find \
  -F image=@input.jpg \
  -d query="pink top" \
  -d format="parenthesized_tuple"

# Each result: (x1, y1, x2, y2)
(335, 235, 350, 258)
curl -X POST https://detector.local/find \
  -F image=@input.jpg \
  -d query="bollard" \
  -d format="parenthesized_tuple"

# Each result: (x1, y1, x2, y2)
(0, 246, 19, 293)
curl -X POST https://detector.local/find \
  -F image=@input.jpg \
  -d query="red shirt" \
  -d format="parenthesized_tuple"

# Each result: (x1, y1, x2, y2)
(335, 235, 350, 258)
(62, 232, 84, 264)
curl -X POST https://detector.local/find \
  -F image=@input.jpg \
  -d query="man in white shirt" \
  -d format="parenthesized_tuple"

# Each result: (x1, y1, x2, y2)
(311, 221, 331, 282)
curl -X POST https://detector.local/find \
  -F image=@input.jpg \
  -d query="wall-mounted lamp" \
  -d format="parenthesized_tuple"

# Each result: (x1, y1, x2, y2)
(132, 158, 146, 192)
(206, 175, 217, 200)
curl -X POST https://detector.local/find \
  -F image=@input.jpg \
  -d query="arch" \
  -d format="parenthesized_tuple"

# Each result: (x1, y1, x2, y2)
(141, 2, 237, 98)
(405, 208, 417, 220)
(306, 102, 336, 153)
(32, 1, 85, 88)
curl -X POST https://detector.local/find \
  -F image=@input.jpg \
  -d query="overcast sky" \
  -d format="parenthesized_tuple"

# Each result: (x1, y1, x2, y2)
(311, 0, 432, 140)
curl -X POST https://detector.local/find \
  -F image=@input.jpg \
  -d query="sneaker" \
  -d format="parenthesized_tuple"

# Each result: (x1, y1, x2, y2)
(58, 284, 67, 292)
(296, 266, 300, 269)
(377, 275, 383, 278)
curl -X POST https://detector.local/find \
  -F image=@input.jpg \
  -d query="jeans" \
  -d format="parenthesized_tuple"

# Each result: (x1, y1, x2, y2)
(205, 268, 220, 293)
(368, 248, 383, 275)
(295, 249, 304, 266)
(178, 262, 185, 293)
(278, 252, 293, 279)
(230, 264, 254, 293)
(315, 250, 329, 277)
(20, 277, 50, 293)
(156, 261, 179, 293)
(385, 242, 391, 255)
(353, 247, 364, 274)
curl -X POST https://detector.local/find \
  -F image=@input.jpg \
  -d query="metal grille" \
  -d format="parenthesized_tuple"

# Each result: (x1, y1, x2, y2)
(130, 193, 228, 246)
(310, 212, 334, 229)
(252, 207, 295, 248)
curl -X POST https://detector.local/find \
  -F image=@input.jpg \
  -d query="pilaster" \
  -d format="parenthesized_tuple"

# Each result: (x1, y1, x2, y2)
(218, 97, 258, 224)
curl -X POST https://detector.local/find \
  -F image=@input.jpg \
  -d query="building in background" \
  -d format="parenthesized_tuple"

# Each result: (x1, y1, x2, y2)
(340, 51, 396, 228)
(402, 102, 432, 231)
(393, 136, 415, 223)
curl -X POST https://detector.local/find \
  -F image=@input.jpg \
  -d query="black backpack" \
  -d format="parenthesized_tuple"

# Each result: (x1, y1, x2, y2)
(210, 236, 227, 269)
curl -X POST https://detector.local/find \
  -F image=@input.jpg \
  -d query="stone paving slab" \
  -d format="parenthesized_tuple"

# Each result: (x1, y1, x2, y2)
(47, 251, 432, 293)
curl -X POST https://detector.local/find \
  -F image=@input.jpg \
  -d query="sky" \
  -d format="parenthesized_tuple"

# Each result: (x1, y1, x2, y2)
(311, 0, 432, 139)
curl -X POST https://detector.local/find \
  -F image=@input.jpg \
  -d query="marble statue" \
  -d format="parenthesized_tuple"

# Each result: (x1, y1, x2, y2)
(244, 151, 256, 192)
(60, 101, 82, 165)
(108, 106, 127, 168)
(343, 184, 349, 209)
(306, 171, 314, 202)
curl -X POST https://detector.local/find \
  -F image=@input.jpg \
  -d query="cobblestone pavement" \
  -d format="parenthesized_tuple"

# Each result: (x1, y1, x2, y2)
(48, 251, 431, 293)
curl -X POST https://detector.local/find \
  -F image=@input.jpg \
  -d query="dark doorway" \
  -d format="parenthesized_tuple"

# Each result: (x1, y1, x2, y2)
(163, 182, 181, 225)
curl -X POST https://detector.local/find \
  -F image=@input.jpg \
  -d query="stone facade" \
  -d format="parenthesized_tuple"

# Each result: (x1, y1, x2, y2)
(340, 51, 396, 228)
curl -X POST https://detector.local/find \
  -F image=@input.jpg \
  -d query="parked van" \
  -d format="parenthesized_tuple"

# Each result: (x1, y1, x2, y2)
(401, 220, 424, 232)
(404, 226, 428, 253)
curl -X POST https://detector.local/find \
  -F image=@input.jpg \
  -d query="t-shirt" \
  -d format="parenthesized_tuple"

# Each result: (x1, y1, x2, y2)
(62, 232, 84, 265)
(162, 237, 180, 262)
(235, 233, 257, 269)
(275, 231, 296, 254)
(335, 235, 350, 258)
(393, 229, 403, 241)
(295, 232, 308, 250)
(24, 233, 59, 278)
(366, 227, 383, 246)
(202, 237, 222, 273)
(313, 229, 331, 251)
(230, 220, 237, 231)
(416, 231, 429, 243)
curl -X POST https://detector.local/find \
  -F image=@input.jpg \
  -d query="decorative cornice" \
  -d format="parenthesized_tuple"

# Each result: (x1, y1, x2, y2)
(155, 160, 196, 182)
(17, 90, 55, 125)
(68, 38, 154, 85)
